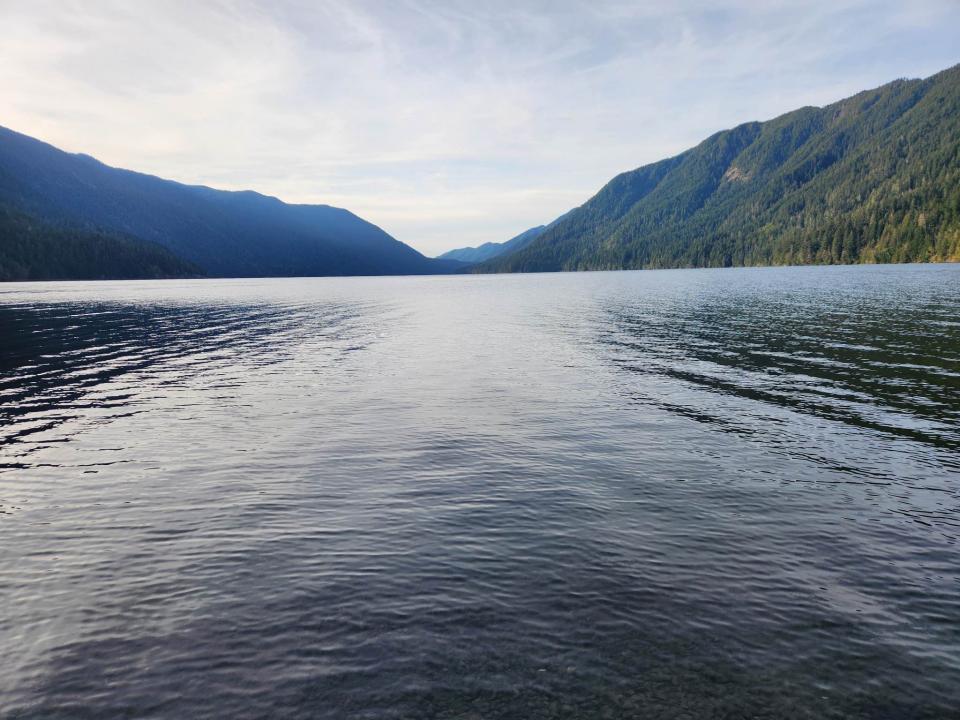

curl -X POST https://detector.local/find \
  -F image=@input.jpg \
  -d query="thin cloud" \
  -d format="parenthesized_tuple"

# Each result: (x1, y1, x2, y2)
(1, 0, 958, 255)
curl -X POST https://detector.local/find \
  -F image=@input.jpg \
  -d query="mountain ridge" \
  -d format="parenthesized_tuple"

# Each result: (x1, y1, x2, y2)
(0, 125, 461, 279)
(479, 63, 960, 273)
(437, 225, 546, 263)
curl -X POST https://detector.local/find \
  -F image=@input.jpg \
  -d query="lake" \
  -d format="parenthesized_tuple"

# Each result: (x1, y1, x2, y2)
(1, 264, 958, 719)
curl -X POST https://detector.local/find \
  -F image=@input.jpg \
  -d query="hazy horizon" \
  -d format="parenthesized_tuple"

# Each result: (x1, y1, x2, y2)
(3, 0, 959, 256)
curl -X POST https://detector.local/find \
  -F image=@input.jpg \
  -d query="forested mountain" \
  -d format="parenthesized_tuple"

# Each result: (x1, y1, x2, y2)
(0, 204, 200, 280)
(482, 64, 960, 273)
(0, 126, 458, 278)
(438, 225, 545, 263)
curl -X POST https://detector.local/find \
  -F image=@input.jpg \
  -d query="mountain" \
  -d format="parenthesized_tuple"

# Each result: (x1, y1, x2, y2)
(0, 204, 200, 281)
(0, 126, 459, 278)
(438, 225, 546, 263)
(481, 64, 960, 273)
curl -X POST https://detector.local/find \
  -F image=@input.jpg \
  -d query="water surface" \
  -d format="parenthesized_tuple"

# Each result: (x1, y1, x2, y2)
(2, 265, 959, 718)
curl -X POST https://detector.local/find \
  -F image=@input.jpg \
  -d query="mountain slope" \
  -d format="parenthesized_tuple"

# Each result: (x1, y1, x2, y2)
(482, 64, 960, 273)
(0, 126, 455, 278)
(0, 204, 200, 280)
(438, 225, 546, 263)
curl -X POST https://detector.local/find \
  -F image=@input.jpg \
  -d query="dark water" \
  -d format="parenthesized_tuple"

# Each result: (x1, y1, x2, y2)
(1, 265, 958, 719)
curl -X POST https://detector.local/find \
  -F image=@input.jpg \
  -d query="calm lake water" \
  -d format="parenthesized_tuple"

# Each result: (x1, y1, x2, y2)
(1, 265, 958, 719)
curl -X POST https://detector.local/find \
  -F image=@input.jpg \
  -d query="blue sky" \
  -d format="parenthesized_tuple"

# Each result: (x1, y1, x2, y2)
(2, 0, 959, 256)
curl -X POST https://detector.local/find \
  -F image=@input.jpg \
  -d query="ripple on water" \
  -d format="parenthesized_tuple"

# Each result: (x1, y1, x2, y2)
(1, 267, 959, 719)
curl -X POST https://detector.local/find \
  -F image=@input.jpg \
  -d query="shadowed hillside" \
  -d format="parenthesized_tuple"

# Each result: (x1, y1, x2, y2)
(0, 127, 460, 278)
(0, 204, 200, 280)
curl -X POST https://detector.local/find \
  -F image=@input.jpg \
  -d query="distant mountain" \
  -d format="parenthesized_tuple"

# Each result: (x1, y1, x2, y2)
(0, 203, 200, 281)
(481, 63, 960, 273)
(438, 225, 545, 263)
(0, 126, 459, 279)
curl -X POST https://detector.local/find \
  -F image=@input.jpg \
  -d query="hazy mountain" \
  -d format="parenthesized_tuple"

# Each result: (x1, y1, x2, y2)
(481, 64, 960, 273)
(0, 126, 459, 278)
(438, 225, 545, 263)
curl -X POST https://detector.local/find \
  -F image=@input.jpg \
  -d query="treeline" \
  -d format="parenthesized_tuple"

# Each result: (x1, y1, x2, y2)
(483, 64, 960, 272)
(0, 204, 201, 281)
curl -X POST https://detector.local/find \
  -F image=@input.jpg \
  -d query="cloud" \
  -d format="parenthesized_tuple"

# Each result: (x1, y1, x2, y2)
(1, 0, 958, 255)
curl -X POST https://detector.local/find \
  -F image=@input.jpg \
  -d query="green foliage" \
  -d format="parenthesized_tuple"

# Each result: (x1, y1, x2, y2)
(483, 65, 960, 272)
(0, 204, 201, 280)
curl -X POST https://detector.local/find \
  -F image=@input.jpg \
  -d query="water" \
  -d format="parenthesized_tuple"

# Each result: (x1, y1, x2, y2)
(1, 264, 958, 719)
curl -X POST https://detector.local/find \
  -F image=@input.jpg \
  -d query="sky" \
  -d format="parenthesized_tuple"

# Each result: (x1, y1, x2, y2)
(2, 1, 959, 256)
